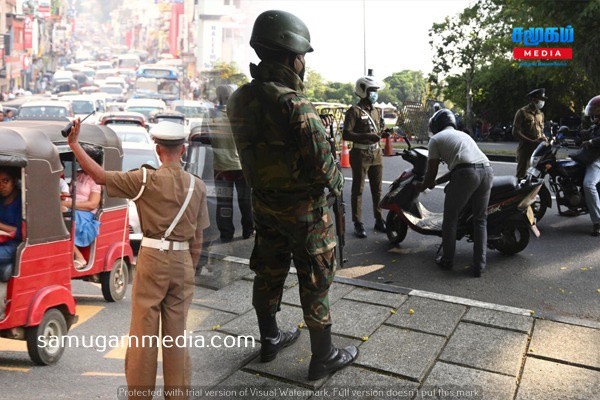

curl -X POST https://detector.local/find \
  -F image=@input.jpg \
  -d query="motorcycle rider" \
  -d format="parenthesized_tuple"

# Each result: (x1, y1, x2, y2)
(417, 109, 493, 277)
(343, 70, 389, 238)
(580, 95, 600, 236)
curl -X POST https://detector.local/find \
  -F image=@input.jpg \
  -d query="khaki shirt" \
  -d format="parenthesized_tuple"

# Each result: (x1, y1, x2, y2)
(343, 101, 383, 144)
(512, 103, 544, 143)
(104, 162, 210, 245)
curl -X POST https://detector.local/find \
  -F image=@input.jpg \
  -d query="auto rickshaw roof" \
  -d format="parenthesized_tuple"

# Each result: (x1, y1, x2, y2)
(1, 120, 122, 153)
(0, 125, 62, 170)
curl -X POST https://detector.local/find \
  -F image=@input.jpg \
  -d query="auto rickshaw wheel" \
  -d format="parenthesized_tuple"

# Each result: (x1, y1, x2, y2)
(101, 259, 129, 302)
(25, 308, 67, 365)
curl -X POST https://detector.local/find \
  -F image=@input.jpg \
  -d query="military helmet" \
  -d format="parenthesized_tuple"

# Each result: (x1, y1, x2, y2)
(354, 75, 385, 99)
(584, 95, 600, 118)
(428, 109, 457, 134)
(250, 10, 313, 54)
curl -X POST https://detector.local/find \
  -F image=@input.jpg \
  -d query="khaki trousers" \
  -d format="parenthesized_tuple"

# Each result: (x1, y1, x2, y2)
(125, 247, 195, 400)
(349, 147, 384, 223)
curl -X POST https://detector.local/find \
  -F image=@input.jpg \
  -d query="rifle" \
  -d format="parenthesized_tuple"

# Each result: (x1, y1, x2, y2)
(324, 114, 347, 267)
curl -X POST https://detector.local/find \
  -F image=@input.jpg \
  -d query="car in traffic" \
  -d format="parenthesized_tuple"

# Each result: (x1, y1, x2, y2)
(171, 100, 212, 134)
(16, 100, 74, 121)
(125, 98, 167, 119)
(99, 84, 127, 102)
(64, 95, 101, 124)
(110, 124, 152, 145)
(99, 111, 146, 128)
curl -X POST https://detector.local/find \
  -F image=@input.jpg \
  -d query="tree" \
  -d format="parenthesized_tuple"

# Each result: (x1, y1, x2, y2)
(429, 0, 506, 133)
(380, 70, 427, 106)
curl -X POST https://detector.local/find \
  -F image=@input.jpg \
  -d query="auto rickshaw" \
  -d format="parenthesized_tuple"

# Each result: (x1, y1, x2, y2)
(0, 127, 77, 365)
(7, 121, 134, 302)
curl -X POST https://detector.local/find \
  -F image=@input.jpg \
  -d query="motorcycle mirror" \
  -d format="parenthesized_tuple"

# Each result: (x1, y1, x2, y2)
(402, 134, 412, 150)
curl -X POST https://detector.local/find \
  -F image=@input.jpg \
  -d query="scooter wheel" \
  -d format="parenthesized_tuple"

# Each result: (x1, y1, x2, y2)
(492, 221, 530, 255)
(386, 212, 408, 245)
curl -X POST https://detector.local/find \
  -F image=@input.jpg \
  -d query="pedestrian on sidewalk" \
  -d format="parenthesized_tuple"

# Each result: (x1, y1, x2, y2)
(343, 70, 389, 238)
(418, 109, 493, 277)
(513, 88, 548, 178)
(65, 119, 210, 399)
(227, 10, 358, 381)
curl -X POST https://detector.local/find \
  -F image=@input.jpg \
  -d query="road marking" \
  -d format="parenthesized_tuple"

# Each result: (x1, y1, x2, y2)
(408, 290, 532, 316)
(0, 305, 104, 353)
(0, 366, 29, 373)
(104, 309, 205, 360)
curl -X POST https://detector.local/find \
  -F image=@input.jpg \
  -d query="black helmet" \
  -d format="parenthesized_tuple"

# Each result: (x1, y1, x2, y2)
(557, 125, 570, 135)
(428, 109, 457, 134)
(250, 10, 313, 54)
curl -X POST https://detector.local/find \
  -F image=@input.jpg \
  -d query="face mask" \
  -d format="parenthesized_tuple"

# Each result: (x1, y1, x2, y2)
(368, 92, 378, 103)
(295, 56, 306, 81)
(535, 100, 545, 109)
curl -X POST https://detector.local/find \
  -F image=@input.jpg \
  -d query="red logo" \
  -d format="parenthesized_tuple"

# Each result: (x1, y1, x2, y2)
(513, 48, 572, 60)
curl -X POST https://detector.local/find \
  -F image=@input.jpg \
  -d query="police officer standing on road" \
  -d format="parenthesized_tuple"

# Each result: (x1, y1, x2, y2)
(513, 88, 548, 178)
(227, 10, 358, 381)
(343, 71, 389, 238)
(66, 119, 210, 400)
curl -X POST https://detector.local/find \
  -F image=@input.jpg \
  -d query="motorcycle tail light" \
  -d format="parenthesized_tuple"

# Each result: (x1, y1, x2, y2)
(518, 184, 542, 210)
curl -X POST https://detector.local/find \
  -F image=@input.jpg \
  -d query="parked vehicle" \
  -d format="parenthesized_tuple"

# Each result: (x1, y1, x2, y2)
(381, 135, 542, 255)
(526, 132, 589, 221)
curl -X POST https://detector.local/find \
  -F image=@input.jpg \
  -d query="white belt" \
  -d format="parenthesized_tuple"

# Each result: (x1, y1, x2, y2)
(141, 237, 190, 251)
(353, 143, 380, 150)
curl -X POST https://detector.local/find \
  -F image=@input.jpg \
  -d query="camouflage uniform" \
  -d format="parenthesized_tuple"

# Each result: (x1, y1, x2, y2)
(513, 103, 544, 178)
(227, 60, 343, 330)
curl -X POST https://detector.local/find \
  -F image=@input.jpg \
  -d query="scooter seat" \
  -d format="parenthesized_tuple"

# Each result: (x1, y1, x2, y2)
(490, 176, 519, 197)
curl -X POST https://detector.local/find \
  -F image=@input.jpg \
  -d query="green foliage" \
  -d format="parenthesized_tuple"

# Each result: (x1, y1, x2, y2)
(380, 71, 427, 106)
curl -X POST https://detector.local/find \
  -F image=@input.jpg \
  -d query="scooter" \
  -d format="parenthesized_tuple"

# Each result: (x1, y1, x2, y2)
(380, 135, 542, 255)
(527, 131, 587, 221)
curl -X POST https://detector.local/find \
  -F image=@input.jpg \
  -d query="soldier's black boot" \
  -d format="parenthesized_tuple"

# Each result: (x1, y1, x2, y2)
(257, 315, 300, 362)
(308, 326, 359, 380)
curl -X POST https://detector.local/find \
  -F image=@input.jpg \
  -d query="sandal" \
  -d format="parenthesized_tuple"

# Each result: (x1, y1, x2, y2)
(74, 259, 87, 270)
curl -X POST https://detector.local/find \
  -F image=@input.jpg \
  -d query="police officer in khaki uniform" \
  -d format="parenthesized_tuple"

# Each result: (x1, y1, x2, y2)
(514, 88, 548, 178)
(343, 71, 389, 238)
(66, 119, 209, 400)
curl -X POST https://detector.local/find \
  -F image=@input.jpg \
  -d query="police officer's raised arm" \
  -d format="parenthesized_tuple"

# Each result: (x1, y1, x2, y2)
(66, 118, 107, 185)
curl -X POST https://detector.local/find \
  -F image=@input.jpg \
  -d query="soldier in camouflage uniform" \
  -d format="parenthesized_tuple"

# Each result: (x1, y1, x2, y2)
(227, 10, 358, 381)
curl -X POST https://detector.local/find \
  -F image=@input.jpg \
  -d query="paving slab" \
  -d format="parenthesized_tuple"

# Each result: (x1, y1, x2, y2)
(356, 325, 446, 382)
(189, 332, 260, 389)
(463, 307, 533, 333)
(192, 280, 254, 315)
(440, 323, 528, 376)
(204, 370, 311, 400)
(187, 305, 238, 333)
(343, 287, 408, 308)
(386, 296, 466, 337)
(516, 357, 600, 400)
(330, 299, 392, 339)
(420, 362, 516, 400)
(219, 305, 305, 339)
(281, 282, 355, 307)
(322, 366, 419, 399)
(244, 333, 361, 390)
(195, 259, 253, 290)
(528, 319, 600, 369)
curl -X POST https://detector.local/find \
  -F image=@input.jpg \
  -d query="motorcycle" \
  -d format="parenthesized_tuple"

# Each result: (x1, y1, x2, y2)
(381, 135, 542, 255)
(526, 132, 587, 220)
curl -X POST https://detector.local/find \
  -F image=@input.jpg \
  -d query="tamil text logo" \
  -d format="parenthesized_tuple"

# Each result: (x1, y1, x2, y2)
(512, 26, 573, 63)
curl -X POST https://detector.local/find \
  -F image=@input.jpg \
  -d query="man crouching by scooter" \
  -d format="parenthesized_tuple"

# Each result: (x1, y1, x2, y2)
(417, 110, 493, 277)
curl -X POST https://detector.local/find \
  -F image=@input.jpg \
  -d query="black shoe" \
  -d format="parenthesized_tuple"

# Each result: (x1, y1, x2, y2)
(260, 328, 301, 362)
(243, 229, 255, 239)
(374, 218, 387, 233)
(470, 266, 483, 277)
(354, 222, 367, 238)
(592, 223, 600, 237)
(308, 346, 359, 380)
(435, 255, 453, 270)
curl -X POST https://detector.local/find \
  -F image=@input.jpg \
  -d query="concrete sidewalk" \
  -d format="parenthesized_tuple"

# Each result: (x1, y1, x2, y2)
(185, 254, 600, 400)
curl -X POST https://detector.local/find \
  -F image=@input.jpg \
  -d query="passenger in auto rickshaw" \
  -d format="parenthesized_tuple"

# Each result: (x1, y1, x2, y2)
(0, 166, 22, 318)
(60, 145, 102, 269)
